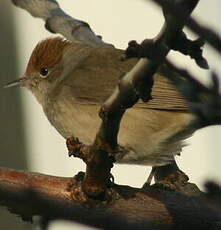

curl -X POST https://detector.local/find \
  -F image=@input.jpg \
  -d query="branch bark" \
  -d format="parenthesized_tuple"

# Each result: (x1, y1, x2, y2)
(152, 0, 221, 55)
(0, 167, 221, 230)
(11, 0, 109, 47)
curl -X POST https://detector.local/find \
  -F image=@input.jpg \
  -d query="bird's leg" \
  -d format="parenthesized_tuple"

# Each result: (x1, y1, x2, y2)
(143, 160, 202, 195)
(153, 160, 189, 190)
(143, 167, 157, 187)
(143, 160, 189, 190)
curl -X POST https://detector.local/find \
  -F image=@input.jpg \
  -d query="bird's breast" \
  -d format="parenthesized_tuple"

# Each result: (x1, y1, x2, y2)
(43, 97, 101, 144)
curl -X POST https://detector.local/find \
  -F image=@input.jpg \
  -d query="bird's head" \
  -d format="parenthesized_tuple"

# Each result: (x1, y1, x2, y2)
(4, 37, 71, 97)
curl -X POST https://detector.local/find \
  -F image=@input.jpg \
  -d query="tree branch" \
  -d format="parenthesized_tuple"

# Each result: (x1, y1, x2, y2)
(151, 0, 221, 55)
(1, 167, 221, 230)
(11, 0, 110, 47)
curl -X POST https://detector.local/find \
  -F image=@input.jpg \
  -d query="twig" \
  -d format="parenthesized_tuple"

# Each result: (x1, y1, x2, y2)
(152, 0, 221, 55)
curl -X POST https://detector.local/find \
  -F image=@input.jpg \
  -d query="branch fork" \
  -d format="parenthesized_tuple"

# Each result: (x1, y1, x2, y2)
(67, 136, 115, 198)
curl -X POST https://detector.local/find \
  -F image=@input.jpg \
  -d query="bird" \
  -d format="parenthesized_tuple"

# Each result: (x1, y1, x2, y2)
(4, 36, 196, 174)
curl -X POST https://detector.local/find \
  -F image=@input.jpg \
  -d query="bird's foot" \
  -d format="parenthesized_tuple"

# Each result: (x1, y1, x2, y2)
(152, 169, 189, 191)
(152, 171, 202, 196)
(142, 167, 188, 191)
(143, 162, 201, 195)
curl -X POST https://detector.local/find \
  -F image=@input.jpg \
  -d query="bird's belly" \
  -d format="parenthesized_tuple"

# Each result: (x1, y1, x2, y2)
(117, 109, 194, 165)
(45, 101, 194, 166)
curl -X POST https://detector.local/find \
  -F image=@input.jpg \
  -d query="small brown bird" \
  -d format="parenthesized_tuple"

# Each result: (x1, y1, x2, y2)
(4, 37, 196, 167)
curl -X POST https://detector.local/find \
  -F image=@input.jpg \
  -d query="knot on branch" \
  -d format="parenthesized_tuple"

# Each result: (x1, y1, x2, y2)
(66, 136, 115, 198)
(122, 39, 164, 61)
(66, 137, 89, 160)
(168, 32, 209, 69)
(123, 33, 209, 70)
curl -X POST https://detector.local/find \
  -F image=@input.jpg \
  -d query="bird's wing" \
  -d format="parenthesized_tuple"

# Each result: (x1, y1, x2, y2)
(63, 46, 188, 111)
(136, 73, 188, 111)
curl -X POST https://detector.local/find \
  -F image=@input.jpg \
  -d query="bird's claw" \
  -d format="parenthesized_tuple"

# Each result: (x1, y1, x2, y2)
(152, 169, 192, 193)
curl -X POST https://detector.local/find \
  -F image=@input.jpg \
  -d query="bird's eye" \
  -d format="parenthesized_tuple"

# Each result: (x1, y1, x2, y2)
(40, 68, 49, 78)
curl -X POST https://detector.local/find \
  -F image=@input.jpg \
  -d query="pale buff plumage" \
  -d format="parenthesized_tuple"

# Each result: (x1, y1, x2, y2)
(21, 37, 195, 166)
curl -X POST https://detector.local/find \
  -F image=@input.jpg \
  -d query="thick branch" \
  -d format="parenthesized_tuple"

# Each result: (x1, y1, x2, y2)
(0, 167, 221, 230)
(11, 0, 109, 47)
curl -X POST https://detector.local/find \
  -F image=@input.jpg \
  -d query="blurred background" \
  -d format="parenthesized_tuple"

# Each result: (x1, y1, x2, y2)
(0, 0, 220, 229)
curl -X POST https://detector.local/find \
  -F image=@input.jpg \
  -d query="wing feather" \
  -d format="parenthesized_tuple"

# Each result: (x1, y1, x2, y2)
(62, 46, 188, 111)
(136, 74, 188, 111)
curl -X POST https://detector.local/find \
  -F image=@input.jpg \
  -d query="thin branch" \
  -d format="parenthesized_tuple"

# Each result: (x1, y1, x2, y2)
(152, 0, 221, 55)
(11, 0, 110, 47)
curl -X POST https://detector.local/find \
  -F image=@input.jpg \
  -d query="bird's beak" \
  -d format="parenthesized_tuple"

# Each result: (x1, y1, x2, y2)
(3, 77, 27, 89)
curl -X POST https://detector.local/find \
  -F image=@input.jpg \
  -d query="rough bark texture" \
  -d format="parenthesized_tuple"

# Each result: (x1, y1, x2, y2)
(0, 168, 221, 230)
